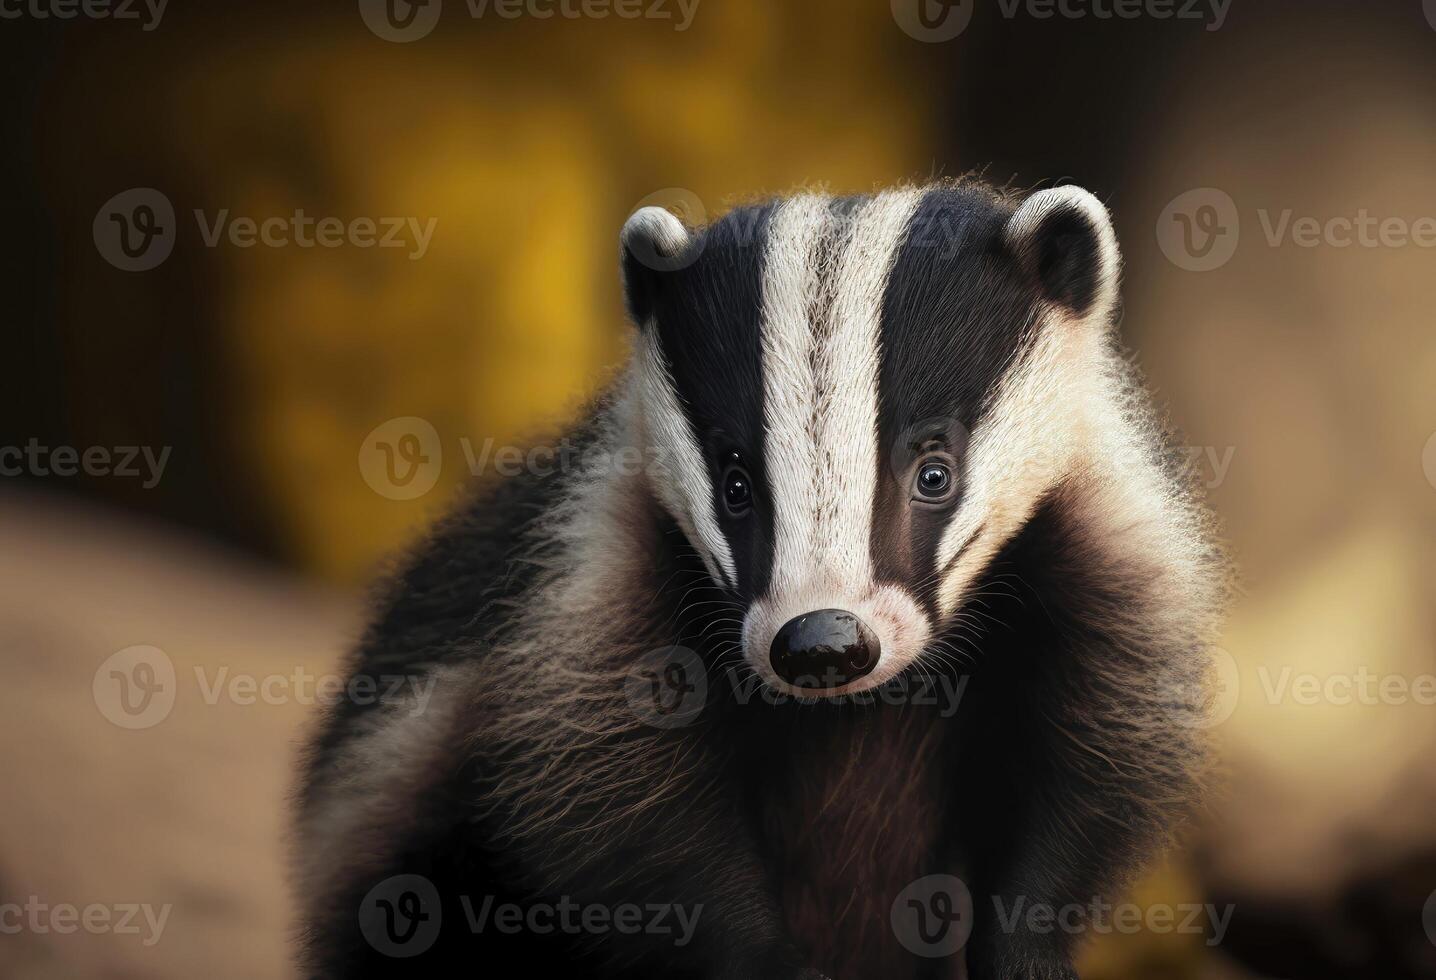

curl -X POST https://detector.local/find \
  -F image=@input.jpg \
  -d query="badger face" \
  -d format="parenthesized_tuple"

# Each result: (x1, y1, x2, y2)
(622, 183, 1121, 698)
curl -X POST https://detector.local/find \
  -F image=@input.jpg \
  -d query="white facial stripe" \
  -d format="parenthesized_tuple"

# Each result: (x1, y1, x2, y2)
(743, 189, 931, 695)
(934, 312, 1105, 616)
(759, 194, 833, 596)
(812, 188, 926, 591)
(761, 189, 926, 598)
(637, 333, 736, 589)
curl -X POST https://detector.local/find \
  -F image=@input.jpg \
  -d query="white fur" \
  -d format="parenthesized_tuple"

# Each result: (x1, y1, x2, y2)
(621, 206, 691, 260)
(934, 309, 1102, 615)
(758, 194, 832, 598)
(637, 334, 737, 589)
(937, 188, 1213, 631)
(745, 188, 932, 697)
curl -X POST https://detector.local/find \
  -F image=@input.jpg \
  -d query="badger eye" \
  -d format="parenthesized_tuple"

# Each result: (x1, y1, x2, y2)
(914, 460, 953, 501)
(722, 463, 753, 517)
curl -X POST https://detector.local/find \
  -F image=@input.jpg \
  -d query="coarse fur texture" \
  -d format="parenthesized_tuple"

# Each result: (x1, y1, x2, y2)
(293, 178, 1226, 980)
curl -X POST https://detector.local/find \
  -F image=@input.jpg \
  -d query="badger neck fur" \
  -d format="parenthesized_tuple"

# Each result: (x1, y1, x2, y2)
(296, 180, 1225, 980)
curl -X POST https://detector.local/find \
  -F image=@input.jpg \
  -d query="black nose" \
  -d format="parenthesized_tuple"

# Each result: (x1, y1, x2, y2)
(769, 609, 879, 690)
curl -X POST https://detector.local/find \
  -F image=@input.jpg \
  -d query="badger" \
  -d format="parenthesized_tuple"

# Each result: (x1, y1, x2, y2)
(295, 180, 1225, 980)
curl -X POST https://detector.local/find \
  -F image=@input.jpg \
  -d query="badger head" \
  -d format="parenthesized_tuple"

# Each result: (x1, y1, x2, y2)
(621, 182, 1126, 698)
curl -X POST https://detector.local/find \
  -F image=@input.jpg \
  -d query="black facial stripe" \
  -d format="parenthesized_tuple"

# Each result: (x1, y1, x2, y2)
(647, 204, 776, 598)
(870, 185, 1043, 607)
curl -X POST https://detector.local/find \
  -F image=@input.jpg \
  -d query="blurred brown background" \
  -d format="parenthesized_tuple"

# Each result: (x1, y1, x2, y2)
(3, 0, 1436, 977)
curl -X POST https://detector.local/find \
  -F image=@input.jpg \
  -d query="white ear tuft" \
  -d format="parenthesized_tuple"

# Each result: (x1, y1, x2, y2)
(1004, 185, 1121, 322)
(621, 206, 693, 270)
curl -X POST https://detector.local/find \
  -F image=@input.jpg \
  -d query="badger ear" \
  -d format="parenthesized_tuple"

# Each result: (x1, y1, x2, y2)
(620, 206, 695, 328)
(1003, 185, 1121, 322)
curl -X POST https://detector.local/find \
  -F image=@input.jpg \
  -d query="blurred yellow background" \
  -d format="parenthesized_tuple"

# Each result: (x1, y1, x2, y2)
(3, 1, 1436, 977)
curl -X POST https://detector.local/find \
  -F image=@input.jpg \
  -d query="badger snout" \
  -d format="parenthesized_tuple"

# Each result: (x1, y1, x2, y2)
(768, 609, 879, 690)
